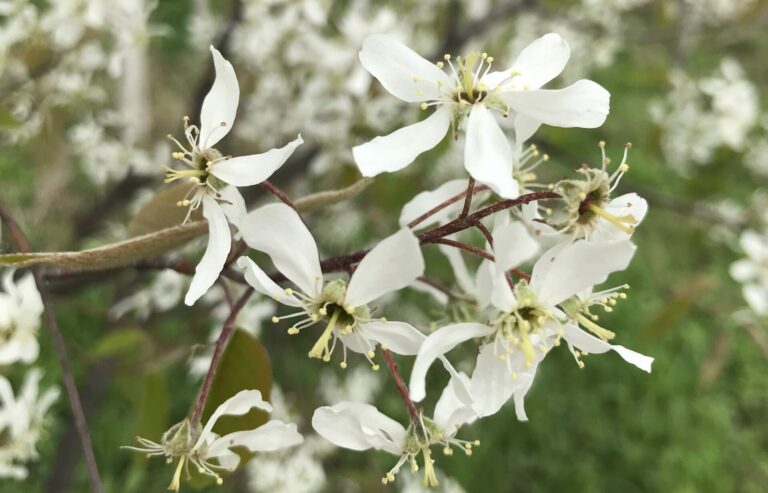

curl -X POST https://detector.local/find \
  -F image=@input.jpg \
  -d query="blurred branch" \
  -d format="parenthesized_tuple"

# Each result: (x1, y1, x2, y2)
(74, 173, 153, 241)
(0, 201, 104, 493)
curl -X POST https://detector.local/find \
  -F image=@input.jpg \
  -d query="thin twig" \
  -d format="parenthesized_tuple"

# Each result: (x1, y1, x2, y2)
(475, 221, 494, 247)
(459, 178, 475, 219)
(381, 348, 424, 436)
(430, 238, 494, 261)
(260, 180, 299, 212)
(0, 202, 104, 493)
(191, 287, 254, 424)
(407, 184, 489, 229)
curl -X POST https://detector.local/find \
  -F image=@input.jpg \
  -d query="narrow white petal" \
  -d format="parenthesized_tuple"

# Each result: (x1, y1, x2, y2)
(440, 243, 477, 296)
(465, 105, 519, 199)
(562, 324, 653, 372)
(513, 373, 536, 421)
(409, 323, 495, 402)
(434, 373, 477, 433)
(194, 389, 271, 451)
(239, 203, 322, 297)
(482, 33, 570, 90)
(360, 321, 425, 355)
(236, 257, 302, 307)
(474, 260, 495, 309)
(531, 240, 636, 306)
(359, 34, 449, 103)
(312, 402, 404, 455)
(210, 135, 303, 187)
(353, 106, 451, 177)
(345, 229, 424, 308)
(218, 186, 246, 232)
(591, 193, 648, 242)
(514, 113, 542, 153)
(200, 46, 239, 148)
(184, 197, 231, 306)
(490, 271, 517, 312)
(502, 79, 610, 129)
(399, 179, 468, 230)
(469, 344, 520, 417)
(493, 221, 539, 271)
(208, 420, 303, 457)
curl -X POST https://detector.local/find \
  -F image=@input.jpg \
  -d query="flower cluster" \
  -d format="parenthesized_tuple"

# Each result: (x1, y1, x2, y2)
(121, 31, 653, 490)
(0, 270, 58, 479)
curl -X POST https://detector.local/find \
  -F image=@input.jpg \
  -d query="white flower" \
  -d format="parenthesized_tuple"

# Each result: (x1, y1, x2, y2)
(312, 376, 478, 487)
(0, 270, 43, 365)
(548, 142, 648, 241)
(0, 369, 59, 480)
(237, 203, 426, 369)
(730, 229, 768, 315)
(164, 45, 303, 306)
(352, 33, 609, 199)
(410, 236, 652, 421)
(124, 389, 302, 491)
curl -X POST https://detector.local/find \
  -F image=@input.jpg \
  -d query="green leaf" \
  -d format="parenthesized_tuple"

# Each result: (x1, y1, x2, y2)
(0, 106, 19, 128)
(135, 370, 169, 441)
(91, 327, 150, 360)
(129, 184, 203, 237)
(201, 329, 272, 436)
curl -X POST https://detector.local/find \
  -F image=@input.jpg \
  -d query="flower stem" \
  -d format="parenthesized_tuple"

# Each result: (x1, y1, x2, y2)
(191, 286, 254, 424)
(459, 178, 476, 219)
(381, 348, 425, 437)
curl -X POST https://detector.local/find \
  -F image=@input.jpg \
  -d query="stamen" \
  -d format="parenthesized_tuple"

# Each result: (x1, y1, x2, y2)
(588, 204, 636, 234)
(308, 311, 340, 360)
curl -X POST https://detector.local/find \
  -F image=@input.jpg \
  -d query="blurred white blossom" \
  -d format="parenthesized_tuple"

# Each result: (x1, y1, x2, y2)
(0, 271, 43, 365)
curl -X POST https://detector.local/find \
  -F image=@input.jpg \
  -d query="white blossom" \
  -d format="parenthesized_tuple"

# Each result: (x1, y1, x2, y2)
(163, 46, 303, 306)
(0, 370, 59, 480)
(124, 389, 302, 491)
(0, 270, 43, 365)
(730, 229, 768, 315)
(237, 202, 426, 369)
(352, 33, 609, 199)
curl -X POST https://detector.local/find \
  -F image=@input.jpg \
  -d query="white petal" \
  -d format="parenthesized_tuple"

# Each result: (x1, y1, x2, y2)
(353, 106, 451, 177)
(399, 179, 468, 230)
(465, 105, 519, 199)
(441, 243, 476, 296)
(493, 221, 539, 271)
(434, 373, 477, 433)
(490, 271, 517, 312)
(562, 324, 653, 372)
(239, 203, 322, 297)
(591, 193, 648, 242)
(502, 79, 610, 129)
(514, 114, 542, 153)
(482, 33, 570, 90)
(210, 135, 303, 187)
(730, 259, 755, 283)
(512, 373, 536, 421)
(474, 260, 495, 309)
(531, 240, 636, 306)
(744, 284, 768, 315)
(741, 230, 768, 261)
(360, 320, 425, 355)
(208, 420, 303, 458)
(194, 389, 271, 450)
(236, 257, 302, 307)
(410, 278, 449, 305)
(184, 197, 231, 306)
(218, 186, 247, 232)
(469, 344, 520, 417)
(312, 402, 404, 455)
(345, 228, 424, 308)
(409, 323, 495, 402)
(199, 46, 239, 149)
(359, 34, 449, 103)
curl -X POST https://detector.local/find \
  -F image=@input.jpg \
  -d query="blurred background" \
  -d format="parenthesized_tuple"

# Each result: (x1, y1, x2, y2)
(2, 0, 768, 491)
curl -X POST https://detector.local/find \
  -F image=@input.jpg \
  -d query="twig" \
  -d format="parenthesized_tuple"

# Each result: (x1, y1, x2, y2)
(459, 178, 475, 219)
(0, 202, 104, 493)
(260, 180, 298, 212)
(430, 238, 494, 261)
(191, 287, 254, 424)
(417, 276, 460, 301)
(475, 221, 494, 247)
(381, 348, 423, 435)
(407, 184, 489, 229)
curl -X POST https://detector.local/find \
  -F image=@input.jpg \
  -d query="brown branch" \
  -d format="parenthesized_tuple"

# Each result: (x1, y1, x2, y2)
(430, 237, 494, 261)
(407, 184, 489, 229)
(260, 180, 298, 212)
(475, 220, 494, 247)
(459, 178, 475, 219)
(381, 348, 424, 435)
(192, 286, 254, 424)
(0, 202, 104, 493)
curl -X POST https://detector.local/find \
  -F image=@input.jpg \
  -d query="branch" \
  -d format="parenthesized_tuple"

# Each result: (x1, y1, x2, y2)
(459, 178, 475, 219)
(381, 348, 424, 435)
(0, 202, 104, 493)
(407, 184, 489, 229)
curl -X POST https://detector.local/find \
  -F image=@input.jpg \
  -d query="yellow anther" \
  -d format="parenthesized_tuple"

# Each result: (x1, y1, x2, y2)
(216, 478, 223, 485)
(340, 361, 347, 369)
(285, 288, 294, 296)
(319, 307, 327, 315)
(444, 54, 451, 61)
(271, 316, 279, 323)
(372, 364, 380, 371)
(599, 140, 606, 148)
(172, 152, 185, 159)
(436, 61, 444, 69)
(420, 102, 429, 110)
(287, 327, 299, 335)
(367, 350, 375, 358)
